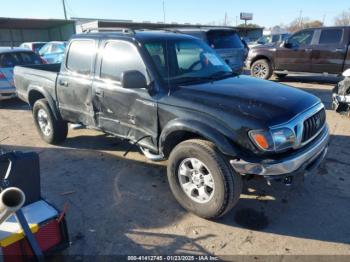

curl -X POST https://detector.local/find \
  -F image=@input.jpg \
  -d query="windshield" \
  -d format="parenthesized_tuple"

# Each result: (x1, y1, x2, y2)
(144, 39, 233, 85)
(207, 30, 244, 49)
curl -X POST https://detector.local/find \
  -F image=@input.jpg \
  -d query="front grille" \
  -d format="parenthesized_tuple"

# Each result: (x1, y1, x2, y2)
(302, 108, 326, 143)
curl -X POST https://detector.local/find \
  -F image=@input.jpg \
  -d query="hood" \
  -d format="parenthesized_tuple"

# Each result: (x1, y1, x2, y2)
(170, 75, 320, 128)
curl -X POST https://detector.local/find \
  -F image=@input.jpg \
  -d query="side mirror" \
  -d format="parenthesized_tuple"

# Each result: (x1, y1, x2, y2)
(343, 69, 350, 77)
(284, 42, 293, 48)
(257, 40, 265, 45)
(121, 70, 148, 89)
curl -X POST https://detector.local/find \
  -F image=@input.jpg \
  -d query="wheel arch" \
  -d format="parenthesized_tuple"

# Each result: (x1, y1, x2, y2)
(160, 119, 239, 158)
(250, 55, 273, 69)
(28, 86, 60, 120)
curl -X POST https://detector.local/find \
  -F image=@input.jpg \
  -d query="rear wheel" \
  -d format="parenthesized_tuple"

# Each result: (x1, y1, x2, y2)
(167, 139, 243, 219)
(251, 59, 273, 80)
(33, 99, 68, 144)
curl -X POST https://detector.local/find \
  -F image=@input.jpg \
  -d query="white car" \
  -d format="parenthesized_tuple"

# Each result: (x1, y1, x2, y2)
(0, 48, 44, 101)
(19, 42, 47, 54)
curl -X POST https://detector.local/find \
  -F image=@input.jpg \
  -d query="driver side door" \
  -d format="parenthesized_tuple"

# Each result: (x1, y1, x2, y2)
(92, 40, 158, 151)
(275, 29, 315, 72)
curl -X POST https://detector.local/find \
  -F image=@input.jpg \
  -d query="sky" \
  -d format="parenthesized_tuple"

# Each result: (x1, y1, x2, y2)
(1, 0, 349, 28)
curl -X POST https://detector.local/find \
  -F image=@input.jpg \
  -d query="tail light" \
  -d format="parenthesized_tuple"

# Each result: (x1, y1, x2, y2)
(0, 72, 6, 80)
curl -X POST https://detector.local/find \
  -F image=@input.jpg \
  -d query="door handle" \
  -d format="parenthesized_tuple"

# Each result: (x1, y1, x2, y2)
(95, 90, 104, 97)
(59, 80, 68, 87)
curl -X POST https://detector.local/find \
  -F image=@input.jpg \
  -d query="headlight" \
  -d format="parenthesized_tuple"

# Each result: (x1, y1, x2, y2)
(249, 128, 296, 152)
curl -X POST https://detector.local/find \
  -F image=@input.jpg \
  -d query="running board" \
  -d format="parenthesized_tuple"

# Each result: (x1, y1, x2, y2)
(139, 147, 165, 161)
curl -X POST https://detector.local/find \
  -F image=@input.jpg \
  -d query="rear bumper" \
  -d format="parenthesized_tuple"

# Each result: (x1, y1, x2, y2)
(230, 125, 329, 177)
(0, 87, 16, 100)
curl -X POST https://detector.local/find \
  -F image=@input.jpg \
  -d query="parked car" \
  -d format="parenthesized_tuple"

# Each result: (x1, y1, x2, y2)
(171, 27, 247, 73)
(14, 31, 329, 219)
(248, 33, 290, 48)
(38, 41, 66, 64)
(0, 48, 43, 101)
(247, 26, 350, 79)
(19, 42, 47, 54)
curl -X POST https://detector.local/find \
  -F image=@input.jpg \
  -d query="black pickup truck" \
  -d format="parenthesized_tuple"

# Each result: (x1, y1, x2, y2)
(247, 26, 350, 79)
(14, 30, 329, 219)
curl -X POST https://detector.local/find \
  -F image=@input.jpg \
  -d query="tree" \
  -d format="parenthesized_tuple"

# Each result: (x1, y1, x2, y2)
(334, 9, 350, 26)
(237, 23, 260, 28)
(287, 17, 323, 33)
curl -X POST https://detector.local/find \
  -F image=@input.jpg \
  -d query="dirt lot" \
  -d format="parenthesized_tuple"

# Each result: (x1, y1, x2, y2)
(0, 75, 350, 259)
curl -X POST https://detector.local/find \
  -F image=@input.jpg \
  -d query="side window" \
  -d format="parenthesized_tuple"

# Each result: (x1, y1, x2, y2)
(100, 41, 146, 82)
(319, 29, 343, 45)
(39, 44, 50, 55)
(288, 30, 314, 46)
(144, 42, 166, 77)
(175, 41, 202, 70)
(66, 40, 95, 75)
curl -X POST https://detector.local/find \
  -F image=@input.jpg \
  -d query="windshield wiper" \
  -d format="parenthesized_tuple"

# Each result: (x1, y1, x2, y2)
(172, 71, 236, 85)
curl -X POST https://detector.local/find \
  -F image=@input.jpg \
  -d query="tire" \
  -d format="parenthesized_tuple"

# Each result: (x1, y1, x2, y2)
(167, 139, 243, 219)
(274, 73, 287, 79)
(33, 99, 68, 145)
(251, 59, 273, 80)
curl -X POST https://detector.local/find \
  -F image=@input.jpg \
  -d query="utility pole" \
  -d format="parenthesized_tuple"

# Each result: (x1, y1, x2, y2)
(162, 0, 166, 23)
(224, 12, 227, 26)
(298, 9, 303, 28)
(62, 0, 68, 20)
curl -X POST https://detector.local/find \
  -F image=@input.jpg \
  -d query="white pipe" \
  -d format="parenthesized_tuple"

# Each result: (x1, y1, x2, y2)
(0, 187, 26, 224)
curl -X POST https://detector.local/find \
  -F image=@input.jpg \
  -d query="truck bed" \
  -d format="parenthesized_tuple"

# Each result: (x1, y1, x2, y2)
(14, 64, 61, 104)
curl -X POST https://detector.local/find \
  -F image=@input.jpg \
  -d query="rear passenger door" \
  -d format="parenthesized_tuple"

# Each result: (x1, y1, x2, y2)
(311, 28, 347, 74)
(92, 40, 158, 151)
(56, 39, 97, 126)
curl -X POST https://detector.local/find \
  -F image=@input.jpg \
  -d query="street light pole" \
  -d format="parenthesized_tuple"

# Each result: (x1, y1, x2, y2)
(62, 0, 68, 20)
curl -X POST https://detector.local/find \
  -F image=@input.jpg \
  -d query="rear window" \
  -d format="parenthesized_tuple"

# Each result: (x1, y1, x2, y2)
(319, 29, 343, 44)
(0, 52, 42, 68)
(207, 31, 244, 49)
(66, 40, 95, 75)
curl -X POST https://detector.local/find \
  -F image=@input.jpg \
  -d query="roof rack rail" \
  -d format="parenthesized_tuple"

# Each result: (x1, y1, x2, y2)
(82, 27, 135, 34)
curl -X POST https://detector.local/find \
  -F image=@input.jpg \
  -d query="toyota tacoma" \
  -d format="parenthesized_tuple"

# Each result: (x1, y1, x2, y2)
(14, 30, 329, 219)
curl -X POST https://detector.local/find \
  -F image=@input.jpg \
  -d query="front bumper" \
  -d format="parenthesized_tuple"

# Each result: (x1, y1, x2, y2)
(0, 87, 16, 101)
(230, 125, 329, 176)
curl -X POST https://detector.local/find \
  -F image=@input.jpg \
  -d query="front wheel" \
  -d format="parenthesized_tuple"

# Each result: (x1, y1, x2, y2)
(33, 99, 68, 145)
(251, 59, 273, 80)
(167, 139, 243, 219)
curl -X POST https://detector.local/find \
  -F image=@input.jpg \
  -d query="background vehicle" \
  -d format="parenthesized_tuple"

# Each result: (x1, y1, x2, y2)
(0, 48, 43, 100)
(38, 41, 66, 64)
(248, 33, 290, 48)
(14, 31, 329, 219)
(19, 42, 47, 54)
(247, 26, 350, 79)
(171, 27, 247, 73)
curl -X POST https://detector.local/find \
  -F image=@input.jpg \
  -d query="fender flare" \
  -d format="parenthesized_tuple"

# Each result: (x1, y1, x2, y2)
(27, 85, 61, 120)
(159, 119, 239, 157)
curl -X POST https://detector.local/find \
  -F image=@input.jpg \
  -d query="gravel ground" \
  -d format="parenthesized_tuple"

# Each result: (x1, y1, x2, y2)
(0, 75, 349, 260)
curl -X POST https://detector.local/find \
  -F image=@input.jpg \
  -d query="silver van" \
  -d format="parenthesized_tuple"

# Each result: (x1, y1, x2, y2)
(172, 28, 247, 73)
